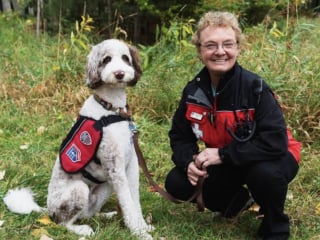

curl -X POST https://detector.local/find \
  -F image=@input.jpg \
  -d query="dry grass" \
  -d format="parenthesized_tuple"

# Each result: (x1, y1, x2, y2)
(0, 13, 319, 240)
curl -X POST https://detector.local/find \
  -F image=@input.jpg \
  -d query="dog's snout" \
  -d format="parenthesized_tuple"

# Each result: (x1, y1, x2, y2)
(114, 71, 125, 80)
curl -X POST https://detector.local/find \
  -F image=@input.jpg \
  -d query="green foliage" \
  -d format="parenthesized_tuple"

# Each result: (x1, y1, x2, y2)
(135, 0, 161, 15)
(240, 17, 320, 144)
(0, 14, 56, 86)
(70, 15, 94, 52)
(55, 14, 95, 84)
(0, 10, 320, 240)
(135, 0, 200, 21)
(133, 18, 200, 121)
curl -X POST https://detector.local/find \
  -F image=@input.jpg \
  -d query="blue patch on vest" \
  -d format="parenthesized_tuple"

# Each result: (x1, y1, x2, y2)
(66, 144, 81, 163)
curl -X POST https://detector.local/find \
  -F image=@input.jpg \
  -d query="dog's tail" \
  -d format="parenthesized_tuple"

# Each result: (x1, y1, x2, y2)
(3, 187, 45, 214)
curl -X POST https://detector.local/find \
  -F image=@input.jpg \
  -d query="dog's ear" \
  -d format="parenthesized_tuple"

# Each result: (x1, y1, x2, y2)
(127, 45, 142, 87)
(86, 45, 103, 89)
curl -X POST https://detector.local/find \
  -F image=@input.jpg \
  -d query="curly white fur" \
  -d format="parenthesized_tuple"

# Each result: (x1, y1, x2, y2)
(46, 39, 153, 239)
(4, 187, 43, 214)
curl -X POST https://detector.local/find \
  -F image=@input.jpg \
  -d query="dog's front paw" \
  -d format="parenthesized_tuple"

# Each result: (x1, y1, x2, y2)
(145, 224, 155, 232)
(66, 224, 94, 236)
(138, 219, 154, 233)
(138, 232, 153, 240)
(135, 223, 154, 240)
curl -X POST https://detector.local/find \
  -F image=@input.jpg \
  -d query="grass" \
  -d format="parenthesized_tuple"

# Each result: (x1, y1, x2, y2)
(0, 12, 320, 240)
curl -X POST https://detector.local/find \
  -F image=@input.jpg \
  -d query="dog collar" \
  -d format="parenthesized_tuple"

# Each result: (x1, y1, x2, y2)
(94, 94, 132, 119)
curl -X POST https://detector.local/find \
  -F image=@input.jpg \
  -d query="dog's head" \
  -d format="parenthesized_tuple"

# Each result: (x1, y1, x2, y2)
(86, 39, 142, 89)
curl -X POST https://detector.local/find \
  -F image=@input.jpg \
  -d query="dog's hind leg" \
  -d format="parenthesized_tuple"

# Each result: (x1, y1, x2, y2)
(48, 180, 94, 236)
(85, 182, 116, 218)
(64, 212, 95, 236)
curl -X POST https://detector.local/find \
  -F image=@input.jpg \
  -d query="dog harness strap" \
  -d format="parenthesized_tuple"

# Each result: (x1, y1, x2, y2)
(81, 169, 105, 184)
(94, 115, 127, 130)
(92, 157, 101, 165)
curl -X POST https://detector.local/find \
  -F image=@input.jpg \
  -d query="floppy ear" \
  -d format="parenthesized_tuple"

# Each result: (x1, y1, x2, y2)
(127, 45, 142, 86)
(86, 45, 103, 89)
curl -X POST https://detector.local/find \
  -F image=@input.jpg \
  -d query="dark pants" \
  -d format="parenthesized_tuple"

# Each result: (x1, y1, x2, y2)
(165, 152, 299, 239)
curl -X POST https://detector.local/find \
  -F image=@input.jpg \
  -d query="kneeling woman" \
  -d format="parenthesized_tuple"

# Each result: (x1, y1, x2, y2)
(165, 11, 301, 240)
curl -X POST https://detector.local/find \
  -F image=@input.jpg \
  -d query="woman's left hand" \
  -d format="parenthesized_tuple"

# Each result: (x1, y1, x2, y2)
(195, 148, 222, 169)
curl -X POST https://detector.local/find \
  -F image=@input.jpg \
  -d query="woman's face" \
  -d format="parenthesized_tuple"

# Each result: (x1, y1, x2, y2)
(198, 26, 239, 78)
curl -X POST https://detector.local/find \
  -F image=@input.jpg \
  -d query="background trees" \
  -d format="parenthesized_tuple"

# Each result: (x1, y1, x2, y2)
(1, 0, 319, 44)
(0, 1, 319, 239)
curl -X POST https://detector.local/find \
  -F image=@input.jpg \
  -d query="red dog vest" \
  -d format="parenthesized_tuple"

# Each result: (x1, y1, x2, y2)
(60, 116, 102, 173)
(59, 115, 127, 173)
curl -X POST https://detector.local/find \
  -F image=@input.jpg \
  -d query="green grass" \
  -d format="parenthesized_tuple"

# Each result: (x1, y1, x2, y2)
(0, 13, 320, 240)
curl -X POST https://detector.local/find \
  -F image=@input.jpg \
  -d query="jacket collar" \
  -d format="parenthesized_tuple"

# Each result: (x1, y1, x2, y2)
(194, 62, 240, 101)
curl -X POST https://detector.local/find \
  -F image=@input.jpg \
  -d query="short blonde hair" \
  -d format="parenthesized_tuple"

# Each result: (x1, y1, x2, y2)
(191, 11, 244, 48)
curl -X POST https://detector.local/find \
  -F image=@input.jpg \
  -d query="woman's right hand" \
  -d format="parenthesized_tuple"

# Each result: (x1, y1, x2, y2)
(187, 161, 207, 186)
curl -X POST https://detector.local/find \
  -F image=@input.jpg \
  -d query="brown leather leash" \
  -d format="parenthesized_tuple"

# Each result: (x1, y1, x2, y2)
(91, 97, 206, 208)
(132, 132, 205, 211)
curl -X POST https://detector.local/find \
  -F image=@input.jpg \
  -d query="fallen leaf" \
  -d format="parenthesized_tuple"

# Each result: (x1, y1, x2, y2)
(40, 234, 53, 240)
(0, 170, 5, 180)
(286, 191, 293, 200)
(20, 144, 29, 150)
(149, 183, 164, 193)
(78, 237, 88, 240)
(37, 126, 47, 135)
(37, 215, 53, 225)
(32, 228, 49, 237)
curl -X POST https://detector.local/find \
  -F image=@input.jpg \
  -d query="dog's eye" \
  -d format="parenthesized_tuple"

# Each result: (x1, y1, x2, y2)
(103, 56, 111, 64)
(122, 55, 130, 64)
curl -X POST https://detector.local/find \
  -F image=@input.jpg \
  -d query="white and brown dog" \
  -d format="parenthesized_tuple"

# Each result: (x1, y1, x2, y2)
(46, 39, 154, 239)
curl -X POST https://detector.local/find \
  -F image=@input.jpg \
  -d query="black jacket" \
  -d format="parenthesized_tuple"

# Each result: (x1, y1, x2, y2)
(169, 62, 298, 172)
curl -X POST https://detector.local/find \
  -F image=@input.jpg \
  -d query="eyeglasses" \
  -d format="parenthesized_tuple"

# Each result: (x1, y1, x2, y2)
(200, 41, 238, 51)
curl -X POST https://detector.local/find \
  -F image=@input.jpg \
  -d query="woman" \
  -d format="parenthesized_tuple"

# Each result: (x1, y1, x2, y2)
(165, 11, 301, 240)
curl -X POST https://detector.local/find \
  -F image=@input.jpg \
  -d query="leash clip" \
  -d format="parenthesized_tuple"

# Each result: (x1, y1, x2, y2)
(129, 120, 138, 133)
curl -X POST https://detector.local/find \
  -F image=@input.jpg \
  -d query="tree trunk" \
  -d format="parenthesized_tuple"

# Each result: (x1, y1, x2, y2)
(36, 0, 43, 37)
(2, 0, 12, 12)
(133, 15, 140, 43)
(11, 0, 19, 11)
(106, 0, 113, 37)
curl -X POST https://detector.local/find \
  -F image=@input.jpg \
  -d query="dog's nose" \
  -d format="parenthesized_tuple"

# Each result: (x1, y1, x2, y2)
(114, 71, 125, 80)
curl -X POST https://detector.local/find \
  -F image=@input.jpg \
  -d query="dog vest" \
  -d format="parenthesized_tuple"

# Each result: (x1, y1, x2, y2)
(59, 115, 127, 173)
